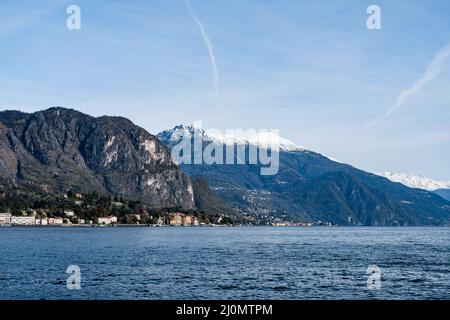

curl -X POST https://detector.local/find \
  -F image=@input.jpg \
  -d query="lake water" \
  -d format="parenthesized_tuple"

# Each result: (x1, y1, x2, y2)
(0, 227, 448, 300)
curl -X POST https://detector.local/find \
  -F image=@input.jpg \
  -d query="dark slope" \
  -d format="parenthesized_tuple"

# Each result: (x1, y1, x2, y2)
(158, 127, 450, 225)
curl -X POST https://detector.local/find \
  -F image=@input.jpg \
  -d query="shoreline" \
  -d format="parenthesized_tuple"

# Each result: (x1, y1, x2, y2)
(0, 224, 448, 228)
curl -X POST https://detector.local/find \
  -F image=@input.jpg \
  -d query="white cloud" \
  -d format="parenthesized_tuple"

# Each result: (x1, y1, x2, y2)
(369, 44, 450, 126)
(185, 0, 219, 94)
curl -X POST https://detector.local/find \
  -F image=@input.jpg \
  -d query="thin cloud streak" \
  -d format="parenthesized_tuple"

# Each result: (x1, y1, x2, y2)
(185, 0, 219, 94)
(369, 44, 450, 127)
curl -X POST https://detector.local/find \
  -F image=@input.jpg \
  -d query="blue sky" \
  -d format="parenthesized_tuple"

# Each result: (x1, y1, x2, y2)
(1, 0, 450, 179)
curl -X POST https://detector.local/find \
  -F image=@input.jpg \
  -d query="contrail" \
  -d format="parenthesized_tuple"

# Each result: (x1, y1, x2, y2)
(185, 0, 219, 94)
(369, 43, 450, 127)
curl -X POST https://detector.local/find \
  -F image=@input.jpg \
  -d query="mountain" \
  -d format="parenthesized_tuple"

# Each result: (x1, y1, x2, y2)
(158, 125, 450, 226)
(157, 124, 302, 152)
(435, 189, 450, 201)
(377, 172, 450, 191)
(0, 108, 194, 209)
(378, 172, 450, 201)
(191, 178, 240, 217)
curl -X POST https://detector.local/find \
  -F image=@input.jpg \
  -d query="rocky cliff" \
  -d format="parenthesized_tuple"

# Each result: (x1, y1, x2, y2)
(0, 107, 194, 209)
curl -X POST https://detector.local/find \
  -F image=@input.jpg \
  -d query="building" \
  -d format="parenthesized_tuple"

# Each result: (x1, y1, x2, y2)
(0, 213, 12, 225)
(35, 218, 48, 226)
(191, 217, 199, 226)
(169, 213, 183, 226)
(157, 217, 164, 226)
(97, 216, 118, 225)
(11, 216, 36, 226)
(79, 219, 85, 224)
(112, 202, 123, 208)
(48, 217, 64, 225)
(181, 215, 191, 226)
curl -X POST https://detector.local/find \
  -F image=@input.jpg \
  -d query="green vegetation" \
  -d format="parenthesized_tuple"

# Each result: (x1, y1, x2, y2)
(0, 178, 242, 225)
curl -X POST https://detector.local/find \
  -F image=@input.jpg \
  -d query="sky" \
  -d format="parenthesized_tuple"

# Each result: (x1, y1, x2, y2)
(1, 0, 450, 180)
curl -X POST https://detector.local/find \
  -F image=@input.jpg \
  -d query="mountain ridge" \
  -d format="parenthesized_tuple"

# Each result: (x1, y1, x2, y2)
(0, 107, 195, 209)
(158, 124, 304, 152)
(158, 124, 450, 226)
(377, 171, 450, 191)
(378, 171, 450, 201)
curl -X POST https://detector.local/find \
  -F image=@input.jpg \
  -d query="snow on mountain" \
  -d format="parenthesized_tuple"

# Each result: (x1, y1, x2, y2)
(158, 124, 303, 151)
(378, 172, 450, 191)
(207, 130, 302, 151)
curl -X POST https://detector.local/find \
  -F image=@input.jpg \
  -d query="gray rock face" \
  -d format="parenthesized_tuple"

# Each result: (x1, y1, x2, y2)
(0, 107, 194, 209)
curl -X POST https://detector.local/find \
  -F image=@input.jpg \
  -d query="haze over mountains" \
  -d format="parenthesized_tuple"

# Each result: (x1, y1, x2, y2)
(0, 108, 449, 226)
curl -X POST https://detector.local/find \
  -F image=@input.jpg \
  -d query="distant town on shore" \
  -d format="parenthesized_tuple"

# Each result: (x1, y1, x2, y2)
(0, 190, 231, 227)
(0, 190, 333, 228)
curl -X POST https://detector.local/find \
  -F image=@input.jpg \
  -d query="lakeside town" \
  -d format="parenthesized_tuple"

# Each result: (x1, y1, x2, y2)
(0, 188, 235, 227)
(0, 210, 333, 227)
(0, 189, 334, 228)
(0, 210, 205, 227)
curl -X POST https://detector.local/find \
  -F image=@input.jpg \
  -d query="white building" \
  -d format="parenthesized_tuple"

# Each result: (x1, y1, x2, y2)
(35, 218, 48, 226)
(0, 213, 12, 225)
(11, 216, 36, 226)
(48, 217, 64, 225)
(112, 202, 123, 208)
(97, 216, 118, 225)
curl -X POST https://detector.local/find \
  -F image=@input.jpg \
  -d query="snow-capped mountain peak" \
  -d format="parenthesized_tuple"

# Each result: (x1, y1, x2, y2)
(207, 130, 302, 151)
(158, 124, 304, 151)
(377, 172, 450, 191)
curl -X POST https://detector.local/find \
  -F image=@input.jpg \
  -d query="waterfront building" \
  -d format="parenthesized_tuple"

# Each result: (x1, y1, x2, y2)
(0, 213, 12, 225)
(11, 216, 36, 226)
(36, 218, 48, 226)
(182, 215, 191, 226)
(170, 213, 183, 226)
(97, 216, 118, 225)
(48, 217, 64, 225)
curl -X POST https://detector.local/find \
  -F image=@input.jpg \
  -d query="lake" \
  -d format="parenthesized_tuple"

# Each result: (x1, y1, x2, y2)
(0, 227, 448, 300)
